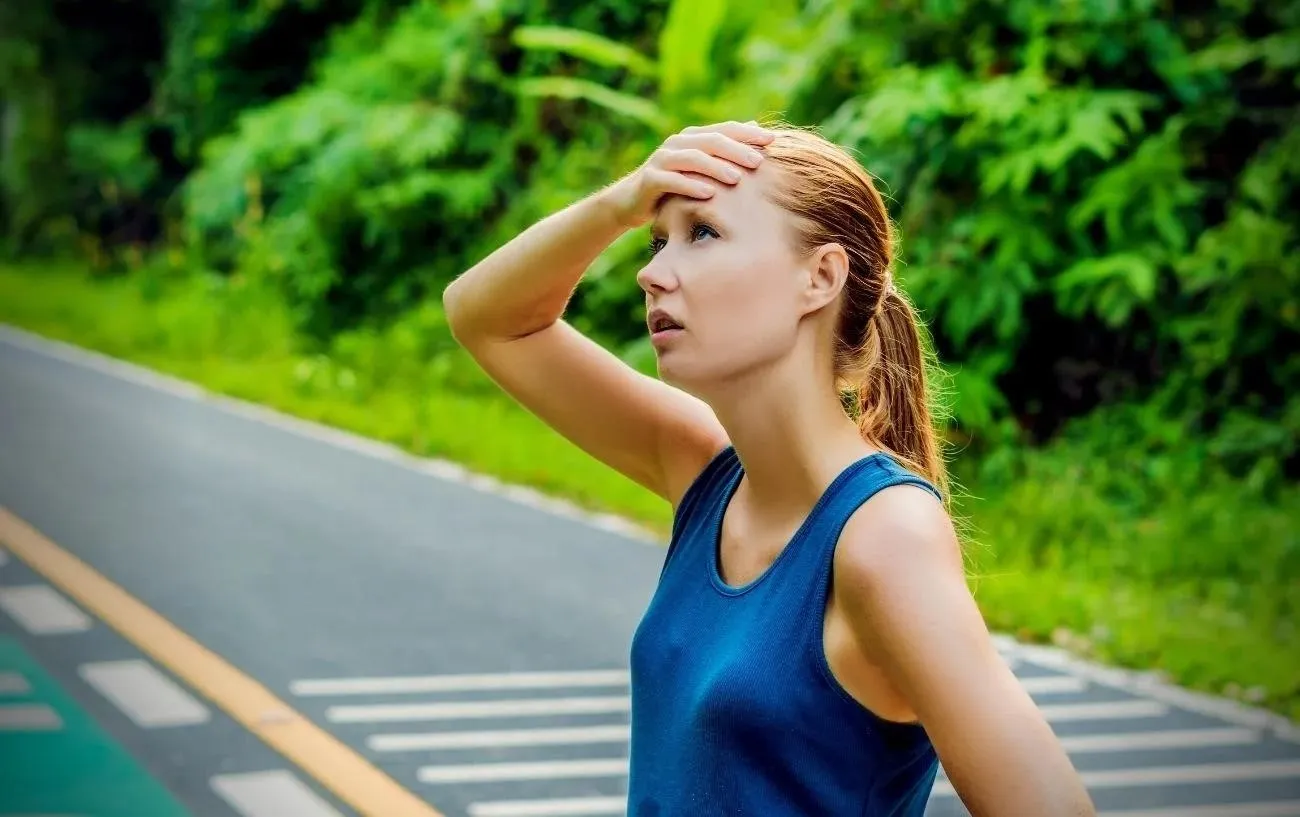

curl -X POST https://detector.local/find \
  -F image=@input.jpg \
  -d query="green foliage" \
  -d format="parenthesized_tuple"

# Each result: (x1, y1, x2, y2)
(0, 0, 168, 252)
(158, 0, 385, 162)
(797, 1, 1299, 473)
(182, 0, 517, 337)
(510, 25, 657, 76)
(492, 0, 1299, 478)
(959, 402, 1300, 715)
(9, 2, 1298, 443)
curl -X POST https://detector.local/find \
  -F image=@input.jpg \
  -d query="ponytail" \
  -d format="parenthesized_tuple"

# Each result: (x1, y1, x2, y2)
(851, 282, 948, 504)
(752, 125, 949, 502)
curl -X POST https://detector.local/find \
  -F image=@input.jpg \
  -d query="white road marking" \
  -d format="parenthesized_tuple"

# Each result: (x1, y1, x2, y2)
(0, 703, 62, 730)
(0, 584, 91, 634)
(469, 796, 627, 817)
(1081, 758, 1300, 786)
(333, 693, 1160, 725)
(370, 724, 631, 752)
(1038, 699, 1168, 722)
(1101, 801, 1300, 817)
(1012, 640, 1300, 743)
(327, 695, 631, 724)
(296, 667, 1073, 697)
(418, 758, 628, 784)
(1020, 675, 1086, 695)
(934, 758, 1300, 796)
(0, 671, 31, 695)
(79, 660, 210, 728)
(210, 770, 345, 817)
(1058, 726, 1260, 753)
(292, 669, 630, 697)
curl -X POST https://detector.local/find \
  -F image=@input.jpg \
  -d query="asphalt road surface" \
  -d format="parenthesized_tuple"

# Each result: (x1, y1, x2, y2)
(0, 323, 1298, 817)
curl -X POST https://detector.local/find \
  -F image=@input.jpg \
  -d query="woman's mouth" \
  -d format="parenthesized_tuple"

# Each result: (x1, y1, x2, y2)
(648, 309, 684, 339)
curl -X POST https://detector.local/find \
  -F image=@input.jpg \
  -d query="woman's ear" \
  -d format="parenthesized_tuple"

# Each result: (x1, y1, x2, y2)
(800, 242, 850, 316)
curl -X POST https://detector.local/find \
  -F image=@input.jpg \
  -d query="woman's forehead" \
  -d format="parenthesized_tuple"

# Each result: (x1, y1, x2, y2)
(653, 167, 782, 231)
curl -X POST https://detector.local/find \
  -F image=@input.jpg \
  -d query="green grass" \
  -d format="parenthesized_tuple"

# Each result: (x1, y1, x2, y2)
(2, 259, 1296, 722)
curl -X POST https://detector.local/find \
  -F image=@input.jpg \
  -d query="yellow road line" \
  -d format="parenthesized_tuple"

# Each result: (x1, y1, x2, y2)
(0, 506, 444, 817)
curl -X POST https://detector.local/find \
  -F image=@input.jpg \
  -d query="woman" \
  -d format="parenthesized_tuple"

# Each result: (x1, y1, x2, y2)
(443, 120, 1094, 816)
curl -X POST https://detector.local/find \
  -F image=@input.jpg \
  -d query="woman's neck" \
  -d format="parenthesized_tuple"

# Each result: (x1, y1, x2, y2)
(705, 353, 878, 524)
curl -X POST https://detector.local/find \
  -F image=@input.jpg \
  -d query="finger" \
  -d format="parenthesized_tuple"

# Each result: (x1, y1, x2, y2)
(710, 119, 777, 145)
(669, 131, 765, 169)
(661, 147, 746, 185)
(647, 167, 716, 200)
(682, 120, 774, 145)
(725, 120, 776, 144)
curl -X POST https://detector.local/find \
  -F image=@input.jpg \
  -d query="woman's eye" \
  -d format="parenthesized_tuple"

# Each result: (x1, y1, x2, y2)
(649, 224, 715, 255)
(692, 223, 717, 241)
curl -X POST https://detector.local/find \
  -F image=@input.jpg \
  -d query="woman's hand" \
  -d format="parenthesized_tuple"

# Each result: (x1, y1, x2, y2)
(601, 120, 776, 229)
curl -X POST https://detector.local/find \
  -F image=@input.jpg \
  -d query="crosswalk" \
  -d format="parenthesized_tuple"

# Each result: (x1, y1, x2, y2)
(294, 666, 634, 817)
(286, 644, 1300, 817)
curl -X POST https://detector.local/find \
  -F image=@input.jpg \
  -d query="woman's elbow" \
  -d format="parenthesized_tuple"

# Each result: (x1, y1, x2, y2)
(441, 277, 476, 345)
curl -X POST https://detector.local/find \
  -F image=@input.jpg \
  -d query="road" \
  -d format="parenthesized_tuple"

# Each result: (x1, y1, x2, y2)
(0, 323, 1298, 817)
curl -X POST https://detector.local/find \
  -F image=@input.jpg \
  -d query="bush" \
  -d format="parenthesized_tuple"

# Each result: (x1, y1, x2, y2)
(182, 1, 520, 339)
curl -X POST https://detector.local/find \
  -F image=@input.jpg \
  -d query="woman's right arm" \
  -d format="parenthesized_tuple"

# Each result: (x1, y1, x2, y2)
(442, 121, 773, 507)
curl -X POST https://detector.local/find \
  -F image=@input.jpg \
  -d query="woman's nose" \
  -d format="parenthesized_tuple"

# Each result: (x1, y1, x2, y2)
(636, 258, 679, 294)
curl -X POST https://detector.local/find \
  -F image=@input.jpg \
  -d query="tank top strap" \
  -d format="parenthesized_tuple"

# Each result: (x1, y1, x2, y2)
(796, 450, 943, 605)
(817, 452, 943, 532)
(660, 444, 742, 577)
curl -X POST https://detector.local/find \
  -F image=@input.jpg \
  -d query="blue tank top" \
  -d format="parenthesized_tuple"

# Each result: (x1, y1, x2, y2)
(627, 444, 945, 816)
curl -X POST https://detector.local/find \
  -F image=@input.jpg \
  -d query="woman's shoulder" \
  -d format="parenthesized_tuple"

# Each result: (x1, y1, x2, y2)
(826, 478, 966, 688)
(832, 471, 962, 594)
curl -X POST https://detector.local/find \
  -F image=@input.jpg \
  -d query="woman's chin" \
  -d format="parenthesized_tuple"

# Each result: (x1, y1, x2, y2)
(654, 357, 712, 396)
(653, 354, 690, 385)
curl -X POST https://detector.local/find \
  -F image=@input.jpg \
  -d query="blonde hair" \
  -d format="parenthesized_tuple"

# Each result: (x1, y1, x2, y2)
(759, 124, 949, 503)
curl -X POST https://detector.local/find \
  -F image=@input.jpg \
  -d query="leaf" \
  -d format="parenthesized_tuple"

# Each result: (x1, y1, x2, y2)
(511, 25, 657, 77)
(657, 0, 728, 101)
(1067, 116, 1201, 252)
(513, 77, 670, 130)
(1053, 253, 1159, 325)
(1188, 30, 1300, 72)
(942, 351, 1011, 432)
(1262, 31, 1300, 70)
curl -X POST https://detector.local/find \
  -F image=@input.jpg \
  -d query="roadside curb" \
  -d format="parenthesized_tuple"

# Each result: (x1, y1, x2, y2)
(994, 634, 1300, 741)
(0, 322, 663, 548)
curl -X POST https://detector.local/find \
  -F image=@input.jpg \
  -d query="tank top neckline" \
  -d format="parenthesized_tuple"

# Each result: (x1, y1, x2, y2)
(706, 447, 895, 597)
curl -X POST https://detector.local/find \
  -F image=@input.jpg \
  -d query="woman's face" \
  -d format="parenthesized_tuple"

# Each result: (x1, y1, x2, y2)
(637, 165, 818, 392)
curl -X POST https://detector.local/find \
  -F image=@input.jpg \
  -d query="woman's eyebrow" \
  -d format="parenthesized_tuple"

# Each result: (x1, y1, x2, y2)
(651, 201, 721, 235)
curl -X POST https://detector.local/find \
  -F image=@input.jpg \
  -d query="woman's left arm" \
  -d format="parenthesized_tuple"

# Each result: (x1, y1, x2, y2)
(836, 484, 1096, 817)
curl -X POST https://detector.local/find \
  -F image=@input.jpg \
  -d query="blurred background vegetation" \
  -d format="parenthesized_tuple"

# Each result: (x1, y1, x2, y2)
(0, 0, 1296, 717)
